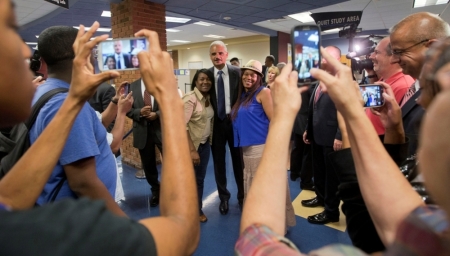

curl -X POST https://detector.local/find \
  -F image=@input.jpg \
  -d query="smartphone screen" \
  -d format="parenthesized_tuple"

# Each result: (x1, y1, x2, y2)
(291, 25, 321, 84)
(97, 37, 149, 72)
(360, 85, 384, 108)
(123, 83, 130, 95)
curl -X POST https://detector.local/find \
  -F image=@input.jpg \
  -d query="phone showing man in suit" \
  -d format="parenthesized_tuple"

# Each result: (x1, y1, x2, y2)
(291, 25, 321, 85)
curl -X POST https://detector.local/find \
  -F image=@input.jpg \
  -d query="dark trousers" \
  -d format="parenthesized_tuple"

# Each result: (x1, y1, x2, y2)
(312, 142, 340, 218)
(290, 133, 313, 186)
(211, 118, 244, 202)
(195, 142, 211, 214)
(138, 126, 162, 194)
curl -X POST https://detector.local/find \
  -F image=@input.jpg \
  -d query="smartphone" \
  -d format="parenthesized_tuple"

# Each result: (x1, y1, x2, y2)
(123, 83, 130, 95)
(97, 37, 149, 72)
(359, 84, 384, 108)
(291, 25, 321, 85)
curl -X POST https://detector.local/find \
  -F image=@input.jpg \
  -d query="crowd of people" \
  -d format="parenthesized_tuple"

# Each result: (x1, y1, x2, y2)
(1, 0, 450, 253)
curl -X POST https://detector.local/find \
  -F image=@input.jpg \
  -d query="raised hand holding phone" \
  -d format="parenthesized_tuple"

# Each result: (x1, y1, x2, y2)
(291, 25, 321, 85)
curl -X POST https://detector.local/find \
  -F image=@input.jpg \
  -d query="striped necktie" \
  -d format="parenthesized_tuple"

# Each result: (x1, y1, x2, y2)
(400, 82, 416, 107)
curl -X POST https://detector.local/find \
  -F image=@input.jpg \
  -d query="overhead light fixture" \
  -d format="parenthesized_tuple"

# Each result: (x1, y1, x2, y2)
(166, 16, 191, 23)
(203, 34, 225, 39)
(288, 11, 314, 23)
(171, 40, 191, 43)
(35, 35, 39, 38)
(73, 26, 111, 32)
(194, 21, 215, 26)
(223, 17, 231, 20)
(413, 0, 449, 8)
(26, 42, 37, 45)
(166, 29, 181, 32)
(321, 28, 341, 34)
(101, 11, 111, 17)
(187, 48, 190, 49)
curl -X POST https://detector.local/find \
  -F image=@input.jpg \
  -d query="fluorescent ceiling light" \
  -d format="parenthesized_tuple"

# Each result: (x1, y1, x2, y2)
(26, 42, 37, 45)
(171, 40, 191, 43)
(166, 29, 181, 32)
(35, 35, 39, 38)
(321, 28, 341, 34)
(194, 21, 215, 26)
(101, 11, 111, 17)
(203, 34, 225, 39)
(166, 16, 191, 23)
(288, 12, 314, 23)
(73, 26, 111, 32)
(413, 0, 449, 8)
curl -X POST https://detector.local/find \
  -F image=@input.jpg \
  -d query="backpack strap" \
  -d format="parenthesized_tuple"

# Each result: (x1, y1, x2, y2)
(25, 88, 69, 129)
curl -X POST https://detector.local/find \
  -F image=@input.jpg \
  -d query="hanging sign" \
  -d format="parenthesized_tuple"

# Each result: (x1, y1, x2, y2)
(44, 0, 69, 9)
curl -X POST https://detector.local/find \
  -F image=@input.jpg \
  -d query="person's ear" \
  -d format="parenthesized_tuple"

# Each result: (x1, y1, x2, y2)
(426, 39, 439, 48)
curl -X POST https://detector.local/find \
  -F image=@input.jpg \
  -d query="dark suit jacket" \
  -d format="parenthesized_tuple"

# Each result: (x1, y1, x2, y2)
(116, 53, 131, 69)
(293, 83, 314, 135)
(401, 90, 424, 155)
(88, 83, 116, 132)
(306, 83, 342, 147)
(208, 64, 241, 116)
(126, 79, 161, 150)
(262, 65, 267, 79)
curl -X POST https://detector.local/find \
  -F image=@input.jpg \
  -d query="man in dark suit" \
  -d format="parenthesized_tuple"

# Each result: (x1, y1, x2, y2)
(262, 55, 275, 79)
(302, 46, 342, 225)
(88, 82, 116, 132)
(126, 78, 162, 207)
(208, 41, 244, 215)
(113, 40, 131, 69)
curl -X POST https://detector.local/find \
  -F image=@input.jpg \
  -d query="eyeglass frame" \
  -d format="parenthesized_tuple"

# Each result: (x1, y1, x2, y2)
(391, 39, 430, 56)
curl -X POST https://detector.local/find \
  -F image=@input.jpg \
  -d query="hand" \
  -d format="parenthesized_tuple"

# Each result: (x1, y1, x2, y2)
(69, 22, 119, 103)
(140, 106, 152, 117)
(270, 63, 309, 119)
(115, 81, 129, 99)
(118, 92, 133, 114)
(370, 82, 403, 130)
(135, 30, 178, 100)
(190, 150, 200, 166)
(32, 76, 45, 88)
(310, 47, 363, 117)
(333, 139, 342, 151)
(303, 131, 310, 144)
(146, 112, 158, 121)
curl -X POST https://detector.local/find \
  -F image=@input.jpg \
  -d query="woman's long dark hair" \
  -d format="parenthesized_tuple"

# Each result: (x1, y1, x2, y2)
(191, 69, 214, 92)
(104, 55, 115, 66)
(230, 71, 263, 120)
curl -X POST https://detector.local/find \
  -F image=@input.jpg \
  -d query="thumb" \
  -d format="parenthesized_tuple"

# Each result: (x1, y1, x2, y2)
(383, 92, 395, 105)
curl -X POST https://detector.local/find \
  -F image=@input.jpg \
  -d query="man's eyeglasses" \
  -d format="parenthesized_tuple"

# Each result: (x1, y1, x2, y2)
(391, 39, 429, 56)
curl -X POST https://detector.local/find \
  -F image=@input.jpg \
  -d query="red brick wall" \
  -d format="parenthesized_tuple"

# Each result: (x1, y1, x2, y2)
(110, 0, 167, 168)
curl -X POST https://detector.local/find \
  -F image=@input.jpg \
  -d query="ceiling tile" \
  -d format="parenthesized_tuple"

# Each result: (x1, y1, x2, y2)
(187, 10, 221, 19)
(198, 1, 240, 12)
(226, 6, 265, 15)
(246, 0, 293, 9)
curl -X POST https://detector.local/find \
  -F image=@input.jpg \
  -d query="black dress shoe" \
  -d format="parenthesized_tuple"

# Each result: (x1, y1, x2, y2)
(300, 183, 315, 191)
(219, 200, 229, 215)
(301, 197, 324, 207)
(307, 211, 339, 225)
(149, 194, 159, 207)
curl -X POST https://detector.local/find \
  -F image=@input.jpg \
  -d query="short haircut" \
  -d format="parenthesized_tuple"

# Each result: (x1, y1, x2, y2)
(389, 12, 450, 42)
(230, 57, 239, 63)
(327, 45, 341, 57)
(210, 41, 228, 52)
(266, 55, 275, 63)
(38, 26, 78, 66)
(191, 69, 215, 91)
(382, 37, 393, 56)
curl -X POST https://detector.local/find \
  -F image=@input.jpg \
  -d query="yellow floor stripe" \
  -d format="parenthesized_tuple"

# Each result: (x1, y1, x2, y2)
(292, 190, 347, 232)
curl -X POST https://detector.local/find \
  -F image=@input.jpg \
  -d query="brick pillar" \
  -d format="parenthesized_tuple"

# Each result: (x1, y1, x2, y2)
(110, 0, 167, 169)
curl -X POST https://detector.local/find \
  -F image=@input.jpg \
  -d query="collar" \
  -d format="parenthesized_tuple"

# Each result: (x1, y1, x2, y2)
(383, 71, 411, 85)
(193, 87, 208, 101)
(214, 64, 228, 76)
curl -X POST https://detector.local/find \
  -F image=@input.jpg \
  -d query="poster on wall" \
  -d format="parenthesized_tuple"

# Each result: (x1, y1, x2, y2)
(44, 0, 69, 9)
(287, 43, 292, 63)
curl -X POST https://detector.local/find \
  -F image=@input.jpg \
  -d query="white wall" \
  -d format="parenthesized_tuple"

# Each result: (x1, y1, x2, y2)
(177, 41, 270, 69)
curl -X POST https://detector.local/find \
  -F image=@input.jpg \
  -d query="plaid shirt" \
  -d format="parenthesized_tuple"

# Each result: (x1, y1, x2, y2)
(235, 206, 448, 256)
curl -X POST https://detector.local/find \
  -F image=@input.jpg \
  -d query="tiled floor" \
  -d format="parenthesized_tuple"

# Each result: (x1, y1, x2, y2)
(118, 150, 352, 255)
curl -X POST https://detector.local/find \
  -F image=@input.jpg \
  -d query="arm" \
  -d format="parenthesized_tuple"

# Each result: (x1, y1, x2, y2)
(310, 47, 424, 245)
(240, 64, 307, 235)
(109, 93, 133, 154)
(136, 30, 199, 255)
(183, 95, 200, 165)
(0, 23, 119, 210)
(64, 157, 126, 217)
(258, 88, 273, 121)
(100, 84, 116, 112)
(101, 82, 127, 128)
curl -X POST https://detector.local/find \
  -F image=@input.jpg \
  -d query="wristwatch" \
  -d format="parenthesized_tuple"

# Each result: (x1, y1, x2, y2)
(111, 97, 118, 104)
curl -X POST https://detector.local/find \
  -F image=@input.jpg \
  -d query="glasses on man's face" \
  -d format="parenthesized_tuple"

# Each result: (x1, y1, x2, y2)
(391, 39, 429, 56)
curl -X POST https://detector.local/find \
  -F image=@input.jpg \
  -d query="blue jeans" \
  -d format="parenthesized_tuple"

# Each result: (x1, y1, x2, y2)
(195, 142, 211, 214)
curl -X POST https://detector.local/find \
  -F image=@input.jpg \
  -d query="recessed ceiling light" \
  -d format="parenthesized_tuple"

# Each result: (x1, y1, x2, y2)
(166, 29, 181, 32)
(101, 11, 111, 17)
(204, 34, 225, 39)
(171, 40, 191, 43)
(35, 35, 39, 38)
(194, 21, 215, 26)
(26, 42, 37, 45)
(73, 26, 111, 32)
(288, 11, 314, 23)
(413, 0, 449, 8)
(166, 17, 191, 23)
(223, 17, 231, 20)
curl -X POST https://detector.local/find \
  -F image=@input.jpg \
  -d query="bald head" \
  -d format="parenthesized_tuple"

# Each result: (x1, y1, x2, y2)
(325, 46, 341, 60)
(390, 12, 450, 43)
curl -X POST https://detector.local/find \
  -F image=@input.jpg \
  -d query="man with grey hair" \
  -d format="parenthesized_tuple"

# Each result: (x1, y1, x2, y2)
(208, 41, 244, 214)
(365, 37, 413, 135)
(390, 11, 450, 155)
(262, 55, 275, 78)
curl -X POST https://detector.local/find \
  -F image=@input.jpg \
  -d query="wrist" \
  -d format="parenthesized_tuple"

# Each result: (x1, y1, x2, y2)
(111, 97, 118, 104)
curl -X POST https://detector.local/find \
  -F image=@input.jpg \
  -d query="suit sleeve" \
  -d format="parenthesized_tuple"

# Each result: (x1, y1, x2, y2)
(335, 127, 342, 141)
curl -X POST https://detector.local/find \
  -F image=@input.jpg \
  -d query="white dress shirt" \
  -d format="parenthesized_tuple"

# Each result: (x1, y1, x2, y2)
(140, 80, 154, 107)
(214, 65, 231, 114)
